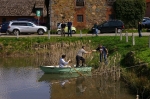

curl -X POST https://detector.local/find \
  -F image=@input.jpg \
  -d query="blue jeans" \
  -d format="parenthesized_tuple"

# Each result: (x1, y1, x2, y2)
(94, 29, 98, 36)
(100, 53, 107, 64)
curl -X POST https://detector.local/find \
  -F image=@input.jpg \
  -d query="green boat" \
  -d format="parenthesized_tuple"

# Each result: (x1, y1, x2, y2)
(40, 65, 92, 74)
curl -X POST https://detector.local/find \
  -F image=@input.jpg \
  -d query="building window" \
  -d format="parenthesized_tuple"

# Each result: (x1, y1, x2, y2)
(77, 15, 83, 22)
(107, 0, 115, 2)
(76, 0, 84, 6)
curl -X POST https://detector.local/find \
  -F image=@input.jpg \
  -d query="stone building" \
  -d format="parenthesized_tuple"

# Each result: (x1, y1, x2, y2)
(49, 0, 115, 29)
(0, 0, 115, 29)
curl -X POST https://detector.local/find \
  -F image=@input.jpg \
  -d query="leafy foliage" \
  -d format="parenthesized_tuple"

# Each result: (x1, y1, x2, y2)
(114, 0, 146, 28)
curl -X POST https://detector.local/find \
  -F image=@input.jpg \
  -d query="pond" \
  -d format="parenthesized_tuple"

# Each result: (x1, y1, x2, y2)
(0, 57, 135, 99)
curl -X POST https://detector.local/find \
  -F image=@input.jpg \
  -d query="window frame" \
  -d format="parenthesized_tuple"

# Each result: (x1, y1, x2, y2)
(77, 15, 84, 22)
(76, 0, 84, 7)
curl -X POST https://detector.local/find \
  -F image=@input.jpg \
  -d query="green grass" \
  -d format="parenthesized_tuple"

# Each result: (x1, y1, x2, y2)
(0, 36, 149, 64)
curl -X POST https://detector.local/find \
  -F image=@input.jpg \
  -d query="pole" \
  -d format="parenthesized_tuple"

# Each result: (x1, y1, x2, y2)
(132, 33, 135, 45)
(48, 30, 50, 39)
(126, 31, 128, 42)
(48, 0, 51, 39)
(149, 35, 150, 48)
(80, 30, 82, 38)
(17, 32, 19, 39)
(115, 28, 117, 36)
(120, 31, 122, 41)
(38, 16, 39, 26)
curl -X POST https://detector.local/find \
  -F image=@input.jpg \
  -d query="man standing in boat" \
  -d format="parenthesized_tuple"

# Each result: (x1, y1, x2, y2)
(76, 46, 91, 67)
(59, 54, 71, 67)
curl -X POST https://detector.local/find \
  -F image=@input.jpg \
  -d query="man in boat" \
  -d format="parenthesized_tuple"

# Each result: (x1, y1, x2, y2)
(76, 46, 91, 67)
(92, 44, 108, 64)
(59, 54, 71, 67)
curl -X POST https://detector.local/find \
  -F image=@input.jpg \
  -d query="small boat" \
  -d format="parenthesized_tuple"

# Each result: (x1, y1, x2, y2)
(39, 65, 92, 74)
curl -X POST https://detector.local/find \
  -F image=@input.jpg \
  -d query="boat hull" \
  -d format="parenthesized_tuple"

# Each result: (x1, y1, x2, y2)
(40, 66, 92, 74)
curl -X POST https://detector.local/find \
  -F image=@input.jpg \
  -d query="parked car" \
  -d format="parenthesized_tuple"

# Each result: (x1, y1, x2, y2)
(57, 23, 76, 34)
(0, 22, 10, 34)
(142, 19, 150, 28)
(93, 20, 124, 33)
(7, 21, 47, 35)
(142, 17, 150, 22)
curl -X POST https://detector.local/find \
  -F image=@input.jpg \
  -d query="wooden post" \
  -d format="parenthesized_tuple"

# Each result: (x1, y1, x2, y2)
(136, 95, 139, 99)
(48, 30, 50, 39)
(120, 31, 122, 41)
(115, 28, 117, 36)
(126, 31, 128, 42)
(132, 33, 135, 45)
(17, 32, 19, 39)
(80, 30, 82, 38)
(149, 35, 150, 48)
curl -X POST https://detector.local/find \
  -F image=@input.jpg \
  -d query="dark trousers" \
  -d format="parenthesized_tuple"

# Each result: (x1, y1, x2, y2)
(138, 30, 142, 37)
(61, 28, 65, 37)
(68, 27, 72, 36)
(76, 55, 85, 67)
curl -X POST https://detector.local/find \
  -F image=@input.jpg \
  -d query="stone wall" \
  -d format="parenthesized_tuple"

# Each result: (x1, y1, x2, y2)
(50, 0, 107, 29)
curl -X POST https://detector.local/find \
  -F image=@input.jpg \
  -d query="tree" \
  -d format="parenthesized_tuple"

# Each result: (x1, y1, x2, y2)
(114, 0, 146, 28)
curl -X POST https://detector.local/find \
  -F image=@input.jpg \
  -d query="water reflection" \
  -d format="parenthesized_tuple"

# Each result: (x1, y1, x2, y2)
(0, 57, 135, 99)
(39, 73, 135, 99)
(76, 76, 87, 94)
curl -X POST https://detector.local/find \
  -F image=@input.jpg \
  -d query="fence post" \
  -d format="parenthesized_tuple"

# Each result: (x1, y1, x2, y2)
(17, 32, 19, 39)
(48, 30, 50, 39)
(136, 95, 139, 99)
(149, 35, 150, 48)
(115, 28, 117, 36)
(120, 31, 122, 41)
(132, 33, 135, 45)
(126, 31, 128, 42)
(80, 30, 82, 38)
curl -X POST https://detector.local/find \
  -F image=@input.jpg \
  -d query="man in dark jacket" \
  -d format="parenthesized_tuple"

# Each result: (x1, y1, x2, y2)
(61, 21, 66, 37)
(67, 19, 72, 37)
(138, 22, 142, 37)
(93, 22, 98, 36)
(92, 44, 108, 64)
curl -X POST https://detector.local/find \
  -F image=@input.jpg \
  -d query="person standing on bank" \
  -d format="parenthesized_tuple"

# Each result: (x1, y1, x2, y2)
(92, 44, 108, 63)
(93, 22, 98, 36)
(67, 19, 72, 37)
(59, 54, 71, 68)
(76, 46, 91, 67)
(138, 21, 142, 37)
(61, 21, 66, 37)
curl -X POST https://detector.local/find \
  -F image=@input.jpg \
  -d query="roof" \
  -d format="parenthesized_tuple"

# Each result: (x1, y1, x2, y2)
(0, 0, 46, 16)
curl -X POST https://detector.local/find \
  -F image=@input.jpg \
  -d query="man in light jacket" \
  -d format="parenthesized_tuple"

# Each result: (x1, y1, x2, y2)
(59, 54, 71, 68)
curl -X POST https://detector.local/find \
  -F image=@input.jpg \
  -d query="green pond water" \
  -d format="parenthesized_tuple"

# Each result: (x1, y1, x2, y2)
(0, 57, 135, 99)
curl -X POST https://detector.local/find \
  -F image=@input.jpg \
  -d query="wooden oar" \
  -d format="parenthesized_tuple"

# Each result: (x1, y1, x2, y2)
(71, 65, 83, 76)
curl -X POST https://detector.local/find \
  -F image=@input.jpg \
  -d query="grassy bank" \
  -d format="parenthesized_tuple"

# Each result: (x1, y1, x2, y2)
(0, 36, 149, 62)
